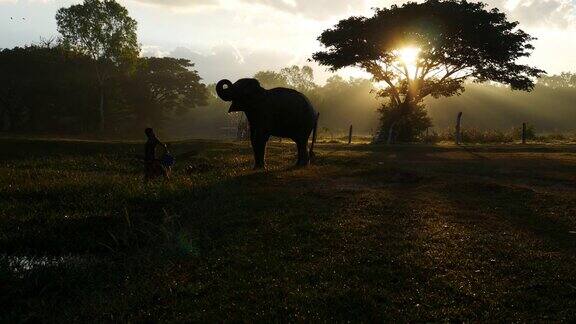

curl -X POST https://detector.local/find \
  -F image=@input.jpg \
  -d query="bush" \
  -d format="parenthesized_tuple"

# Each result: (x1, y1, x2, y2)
(374, 102, 432, 143)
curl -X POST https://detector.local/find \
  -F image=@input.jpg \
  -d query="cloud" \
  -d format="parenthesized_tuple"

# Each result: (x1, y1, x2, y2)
(131, 0, 217, 6)
(373, 0, 576, 28)
(153, 45, 296, 83)
(130, 0, 576, 27)
(506, 0, 576, 28)
(126, 0, 220, 13)
(141, 45, 171, 57)
(246, 0, 368, 19)
(141, 44, 333, 84)
(130, 0, 368, 19)
(415, 0, 576, 28)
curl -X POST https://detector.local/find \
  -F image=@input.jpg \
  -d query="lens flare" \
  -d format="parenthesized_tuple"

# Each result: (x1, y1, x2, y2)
(396, 46, 421, 66)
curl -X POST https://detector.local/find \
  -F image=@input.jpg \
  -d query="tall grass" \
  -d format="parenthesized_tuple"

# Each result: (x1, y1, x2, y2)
(422, 126, 575, 144)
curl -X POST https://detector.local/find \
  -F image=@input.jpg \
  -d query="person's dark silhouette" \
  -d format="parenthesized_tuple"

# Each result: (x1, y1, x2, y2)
(144, 128, 169, 181)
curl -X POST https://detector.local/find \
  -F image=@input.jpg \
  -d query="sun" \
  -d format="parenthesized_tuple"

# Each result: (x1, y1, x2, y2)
(396, 46, 421, 66)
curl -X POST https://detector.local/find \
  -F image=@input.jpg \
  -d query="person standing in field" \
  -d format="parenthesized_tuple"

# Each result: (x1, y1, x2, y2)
(144, 128, 170, 181)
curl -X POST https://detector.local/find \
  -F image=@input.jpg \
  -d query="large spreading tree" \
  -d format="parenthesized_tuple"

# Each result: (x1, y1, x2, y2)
(56, 0, 140, 130)
(121, 57, 209, 129)
(313, 0, 545, 142)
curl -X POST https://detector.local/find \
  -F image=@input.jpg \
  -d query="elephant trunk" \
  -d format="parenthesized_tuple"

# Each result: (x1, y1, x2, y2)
(216, 79, 234, 102)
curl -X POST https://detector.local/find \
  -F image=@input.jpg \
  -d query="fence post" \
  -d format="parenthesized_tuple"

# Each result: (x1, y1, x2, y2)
(522, 122, 527, 144)
(455, 112, 463, 145)
(348, 125, 353, 145)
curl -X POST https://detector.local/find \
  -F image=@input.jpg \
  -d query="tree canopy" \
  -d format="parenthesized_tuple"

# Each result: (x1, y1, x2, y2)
(313, 0, 545, 108)
(253, 65, 317, 94)
(0, 44, 98, 133)
(280, 65, 317, 94)
(539, 73, 576, 89)
(56, 0, 139, 64)
(121, 57, 208, 128)
(56, 0, 140, 129)
(253, 71, 289, 89)
(0, 44, 209, 135)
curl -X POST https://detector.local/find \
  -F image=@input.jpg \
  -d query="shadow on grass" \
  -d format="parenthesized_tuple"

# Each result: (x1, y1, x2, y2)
(0, 157, 488, 321)
(439, 181, 576, 252)
(2, 139, 576, 321)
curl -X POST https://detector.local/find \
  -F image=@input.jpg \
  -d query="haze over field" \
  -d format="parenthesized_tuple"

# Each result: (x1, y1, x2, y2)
(1, 0, 575, 140)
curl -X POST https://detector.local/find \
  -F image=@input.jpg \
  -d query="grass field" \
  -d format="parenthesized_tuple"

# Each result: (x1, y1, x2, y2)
(1, 138, 576, 322)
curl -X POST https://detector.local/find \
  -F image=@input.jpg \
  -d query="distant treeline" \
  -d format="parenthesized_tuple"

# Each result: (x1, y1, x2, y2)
(173, 71, 576, 139)
(0, 43, 208, 137)
(171, 67, 381, 139)
(0, 45, 380, 139)
(1, 43, 574, 139)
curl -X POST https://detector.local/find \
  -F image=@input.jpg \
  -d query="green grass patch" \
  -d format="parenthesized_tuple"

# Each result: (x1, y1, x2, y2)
(1, 139, 576, 321)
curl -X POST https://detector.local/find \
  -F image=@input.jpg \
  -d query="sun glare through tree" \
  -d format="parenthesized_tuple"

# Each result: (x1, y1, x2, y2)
(396, 46, 420, 67)
(314, 1, 544, 142)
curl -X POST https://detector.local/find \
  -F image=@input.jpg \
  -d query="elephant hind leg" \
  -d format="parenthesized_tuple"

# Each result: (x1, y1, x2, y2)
(296, 138, 309, 167)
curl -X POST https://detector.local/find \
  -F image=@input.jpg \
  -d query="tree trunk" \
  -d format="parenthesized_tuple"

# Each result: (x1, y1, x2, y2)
(99, 86, 105, 131)
(455, 112, 463, 145)
(0, 108, 9, 132)
(95, 62, 106, 132)
(0, 92, 14, 132)
(0, 106, 5, 132)
(6, 106, 18, 132)
(387, 121, 397, 145)
(522, 122, 527, 144)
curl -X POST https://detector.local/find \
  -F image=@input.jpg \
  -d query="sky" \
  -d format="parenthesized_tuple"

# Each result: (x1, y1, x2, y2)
(1, 0, 575, 84)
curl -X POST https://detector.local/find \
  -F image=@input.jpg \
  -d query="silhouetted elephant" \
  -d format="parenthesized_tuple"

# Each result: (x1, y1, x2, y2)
(216, 78, 319, 169)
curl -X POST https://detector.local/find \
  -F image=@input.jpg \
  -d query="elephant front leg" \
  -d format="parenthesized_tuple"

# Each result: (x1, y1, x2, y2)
(296, 138, 309, 167)
(251, 131, 269, 169)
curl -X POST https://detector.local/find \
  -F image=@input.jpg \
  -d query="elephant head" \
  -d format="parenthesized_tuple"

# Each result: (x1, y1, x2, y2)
(216, 78, 265, 112)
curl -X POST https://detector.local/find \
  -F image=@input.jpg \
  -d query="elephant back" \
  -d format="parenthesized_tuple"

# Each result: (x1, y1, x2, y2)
(262, 88, 316, 137)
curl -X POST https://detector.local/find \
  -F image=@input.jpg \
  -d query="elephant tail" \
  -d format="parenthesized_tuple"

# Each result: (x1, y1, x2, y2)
(309, 112, 320, 163)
